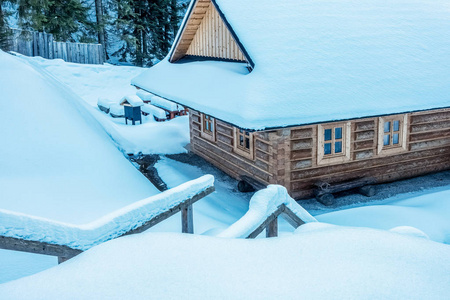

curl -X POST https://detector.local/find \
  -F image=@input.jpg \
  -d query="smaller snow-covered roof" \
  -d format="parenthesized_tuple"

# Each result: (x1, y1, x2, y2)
(120, 95, 144, 107)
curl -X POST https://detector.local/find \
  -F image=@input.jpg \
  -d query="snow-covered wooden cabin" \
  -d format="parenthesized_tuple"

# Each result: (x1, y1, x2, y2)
(132, 0, 450, 201)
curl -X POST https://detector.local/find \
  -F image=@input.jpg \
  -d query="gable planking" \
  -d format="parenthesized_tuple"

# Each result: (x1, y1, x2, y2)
(170, 0, 248, 63)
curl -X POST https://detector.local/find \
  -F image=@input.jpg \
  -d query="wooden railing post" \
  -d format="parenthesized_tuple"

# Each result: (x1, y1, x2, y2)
(266, 217, 278, 238)
(181, 204, 194, 234)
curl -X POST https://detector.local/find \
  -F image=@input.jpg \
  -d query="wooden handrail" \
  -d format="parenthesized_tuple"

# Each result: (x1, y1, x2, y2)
(218, 185, 316, 239)
(0, 178, 215, 262)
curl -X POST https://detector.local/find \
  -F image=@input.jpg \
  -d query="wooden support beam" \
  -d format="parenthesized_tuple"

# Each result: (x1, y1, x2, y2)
(0, 236, 82, 258)
(246, 205, 284, 239)
(279, 204, 305, 228)
(182, 205, 194, 234)
(266, 218, 278, 238)
(122, 186, 214, 236)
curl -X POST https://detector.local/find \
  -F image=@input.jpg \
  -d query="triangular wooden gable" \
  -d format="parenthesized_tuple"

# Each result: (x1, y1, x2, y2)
(170, 0, 251, 65)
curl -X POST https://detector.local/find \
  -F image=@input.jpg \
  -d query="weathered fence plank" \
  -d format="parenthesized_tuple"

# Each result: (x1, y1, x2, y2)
(7, 28, 104, 64)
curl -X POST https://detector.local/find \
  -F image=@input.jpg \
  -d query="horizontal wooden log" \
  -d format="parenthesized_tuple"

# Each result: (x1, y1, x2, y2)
(0, 236, 82, 258)
(314, 177, 377, 196)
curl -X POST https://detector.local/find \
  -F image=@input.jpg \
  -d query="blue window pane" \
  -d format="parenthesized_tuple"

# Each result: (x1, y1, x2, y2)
(206, 122, 209, 131)
(335, 141, 342, 153)
(335, 127, 342, 139)
(245, 137, 250, 149)
(240, 135, 244, 146)
(393, 120, 400, 132)
(210, 122, 214, 132)
(324, 129, 332, 141)
(384, 121, 391, 133)
(383, 134, 390, 146)
(393, 133, 399, 144)
(324, 143, 332, 155)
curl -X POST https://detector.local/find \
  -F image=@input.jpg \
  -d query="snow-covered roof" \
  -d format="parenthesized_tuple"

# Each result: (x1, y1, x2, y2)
(120, 95, 144, 107)
(132, 0, 450, 130)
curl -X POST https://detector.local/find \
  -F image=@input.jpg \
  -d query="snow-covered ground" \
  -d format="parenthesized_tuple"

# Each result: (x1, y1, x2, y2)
(1, 226, 449, 299)
(1, 52, 449, 297)
(16, 54, 190, 155)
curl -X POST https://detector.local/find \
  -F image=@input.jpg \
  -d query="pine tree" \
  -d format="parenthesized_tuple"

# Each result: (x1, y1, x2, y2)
(0, 0, 14, 51)
(16, 0, 93, 42)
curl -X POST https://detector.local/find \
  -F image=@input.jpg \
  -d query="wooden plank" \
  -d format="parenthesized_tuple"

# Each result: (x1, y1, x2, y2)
(0, 236, 82, 258)
(266, 218, 278, 238)
(247, 206, 284, 239)
(280, 205, 306, 228)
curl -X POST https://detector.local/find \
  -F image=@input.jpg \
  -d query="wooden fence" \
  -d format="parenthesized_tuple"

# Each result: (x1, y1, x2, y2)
(0, 176, 215, 263)
(7, 29, 104, 64)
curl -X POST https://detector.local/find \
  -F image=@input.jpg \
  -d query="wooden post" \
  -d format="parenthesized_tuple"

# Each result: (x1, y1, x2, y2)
(181, 204, 194, 234)
(266, 217, 278, 238)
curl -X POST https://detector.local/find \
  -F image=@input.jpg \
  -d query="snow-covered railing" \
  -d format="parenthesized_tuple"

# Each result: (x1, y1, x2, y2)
(0, 175, 214, 263)
(218, 185, 317, 239)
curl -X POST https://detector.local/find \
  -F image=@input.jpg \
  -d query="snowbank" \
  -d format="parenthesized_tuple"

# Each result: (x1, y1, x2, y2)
(16, 54, 190, 155)
(1, 226, 449, 299)
(219, 185, 317, 238)
(316, 187, 450, 244)
(0, 50, 159, 224)
(0, 175, 214, 251)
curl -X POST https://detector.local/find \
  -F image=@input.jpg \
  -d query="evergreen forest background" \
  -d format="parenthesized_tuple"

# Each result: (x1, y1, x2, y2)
(0, 0, 189, 66)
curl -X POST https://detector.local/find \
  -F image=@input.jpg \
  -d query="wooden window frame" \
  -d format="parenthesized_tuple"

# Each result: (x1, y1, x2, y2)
(377, 115, 408, 156)
(233, 128, 255, 160)
(200, 114, 216, 142)
(317, 122, 351, 165)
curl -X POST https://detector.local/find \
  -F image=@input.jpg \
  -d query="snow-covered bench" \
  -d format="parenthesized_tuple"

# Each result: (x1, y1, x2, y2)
(142, 103, 167, 122)
(136, 90, 153, 103)
(150, 95, 187, 119)
(97, 98, 116, 114)
(109, 103, 124, 118)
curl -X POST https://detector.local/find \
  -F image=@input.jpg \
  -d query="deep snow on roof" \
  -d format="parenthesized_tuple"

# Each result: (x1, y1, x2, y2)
(132, 0, 450, 130)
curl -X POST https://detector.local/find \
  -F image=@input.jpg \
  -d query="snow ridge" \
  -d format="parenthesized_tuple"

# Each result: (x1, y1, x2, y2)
(218, 185, 317, 238)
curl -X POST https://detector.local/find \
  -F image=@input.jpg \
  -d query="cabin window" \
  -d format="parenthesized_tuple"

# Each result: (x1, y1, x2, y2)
(378, 115, 408, 155)
(200, 114, 216, 142)
(317, 122, 351, 165)
(233, 128, 254, 160)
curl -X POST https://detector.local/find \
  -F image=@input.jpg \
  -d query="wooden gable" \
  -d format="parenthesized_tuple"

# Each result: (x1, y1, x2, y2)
(170, 0, 249, 63)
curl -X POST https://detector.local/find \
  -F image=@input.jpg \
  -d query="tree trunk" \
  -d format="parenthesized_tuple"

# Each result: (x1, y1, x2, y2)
(95, 0, 107, 60)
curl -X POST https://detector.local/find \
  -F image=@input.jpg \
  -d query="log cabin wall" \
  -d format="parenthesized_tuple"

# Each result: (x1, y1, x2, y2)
(189, 109, 276, 185)
(189, 108, 450, 200)
(288, 108, 450, 199)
